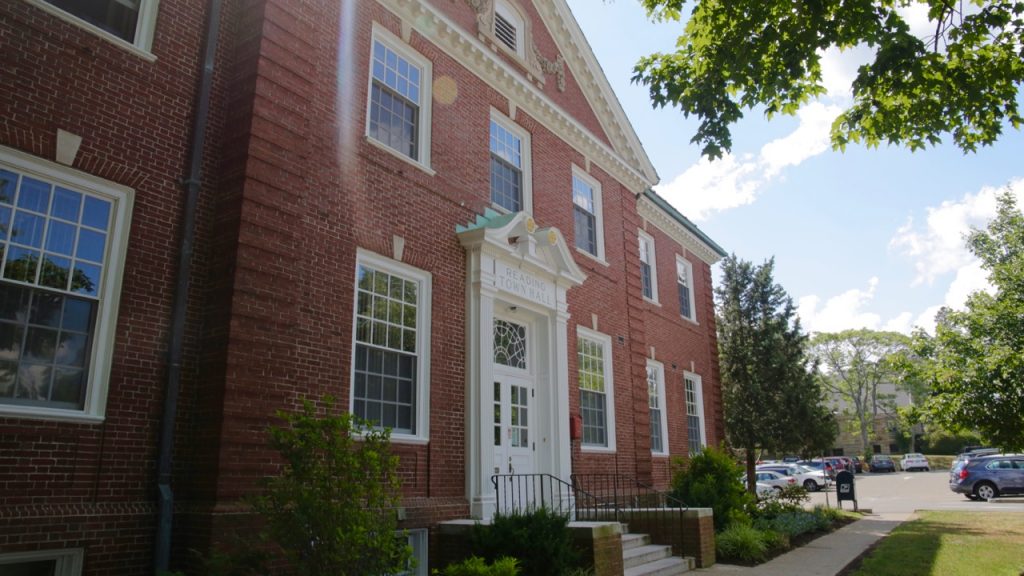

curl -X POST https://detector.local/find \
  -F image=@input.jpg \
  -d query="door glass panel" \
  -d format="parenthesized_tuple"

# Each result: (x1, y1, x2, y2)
(493, 381, 501, 446)
(494, 319, 527, 369)
(511, 384, 528, 448)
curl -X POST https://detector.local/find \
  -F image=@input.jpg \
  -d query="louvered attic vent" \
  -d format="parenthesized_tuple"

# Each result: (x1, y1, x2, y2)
(494, 12, 517, 52)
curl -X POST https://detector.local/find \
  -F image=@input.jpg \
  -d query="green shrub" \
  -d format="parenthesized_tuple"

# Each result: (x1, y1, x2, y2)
(715, 524, 770, 563)
(250, 397, 409, 575)
(811, 504, 844, 523)
(436, 556, 519, 576)
(755, 511, 821, 538)
(469, 508, 580, 576)
(671, 446, 754, 531)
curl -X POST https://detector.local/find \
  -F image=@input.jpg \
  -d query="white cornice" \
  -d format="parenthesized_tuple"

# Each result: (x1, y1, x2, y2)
(637, 196, 723, 265)
(375, 0, 654, 194)
(538, 1, 658, 186)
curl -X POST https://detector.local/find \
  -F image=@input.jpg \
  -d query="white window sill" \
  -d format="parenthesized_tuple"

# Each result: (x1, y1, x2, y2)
(652, 452, 670, 458)
(681, 315, 699, 326)
(365, 136, 436, 176)
(575, 247, 609, 267)
(582, 445, 617, 454)
(24, 0, 157, 62)
(0, 405, 104, 424)
(389, 435, 430, 446)
(643, 296, 661, 307)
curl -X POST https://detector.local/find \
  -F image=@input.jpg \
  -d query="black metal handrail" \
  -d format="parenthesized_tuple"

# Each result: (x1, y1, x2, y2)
(491, 473, 605, 518)
(571, 474, 689, 555)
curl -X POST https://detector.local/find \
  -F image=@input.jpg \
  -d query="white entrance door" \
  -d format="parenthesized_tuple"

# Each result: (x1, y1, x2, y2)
(492, 372, 533, 476)
(491, 317, 536, 513)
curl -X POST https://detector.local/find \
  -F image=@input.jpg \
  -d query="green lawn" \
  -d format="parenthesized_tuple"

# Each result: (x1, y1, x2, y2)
(850, 510, 1024, 576)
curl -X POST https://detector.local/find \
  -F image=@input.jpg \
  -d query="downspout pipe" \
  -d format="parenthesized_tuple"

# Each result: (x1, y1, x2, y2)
(155, 0, 224, 571)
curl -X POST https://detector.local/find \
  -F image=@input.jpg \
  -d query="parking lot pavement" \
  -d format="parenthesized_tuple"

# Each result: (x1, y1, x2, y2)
(806, 470, 1024, 513)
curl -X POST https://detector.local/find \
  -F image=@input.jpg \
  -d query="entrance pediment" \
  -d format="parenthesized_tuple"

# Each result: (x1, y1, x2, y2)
(457, 209, 586, 289)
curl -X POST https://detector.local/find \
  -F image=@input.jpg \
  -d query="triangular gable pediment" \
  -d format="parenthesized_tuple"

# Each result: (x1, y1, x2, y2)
(376, 0, 657, 193)
(533, 1, 658, 185)
(457, 209, 586, 287)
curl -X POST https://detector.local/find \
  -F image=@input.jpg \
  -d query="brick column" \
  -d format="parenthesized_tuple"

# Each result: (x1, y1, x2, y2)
(681, 508, 715, 568)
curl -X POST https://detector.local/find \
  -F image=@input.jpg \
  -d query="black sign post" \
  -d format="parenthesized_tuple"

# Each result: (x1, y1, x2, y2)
(835, 470, 857, 511)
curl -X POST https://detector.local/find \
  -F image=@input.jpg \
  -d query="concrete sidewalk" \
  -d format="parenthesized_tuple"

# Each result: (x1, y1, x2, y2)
(698, 512, 912, 575)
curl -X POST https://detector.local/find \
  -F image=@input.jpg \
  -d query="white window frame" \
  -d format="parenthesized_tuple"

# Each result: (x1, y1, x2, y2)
(350, 248, 432, 444)
(684, 371, 707, 454)
(365, 24, 433, 173)
(646, 360, 669, 456)
(638, 230, 658, 303)
(0, 145, 133, 423)
(676, 255, 697, 323)
(0, 547, 83, 575)
(577, 326, 615, 453)
(493, 0, 526, 59)
(25, 0, 160, 61)
(395, 529, 428, 576)
(489, 108, 532, 215)
(571, 166, 605, 263)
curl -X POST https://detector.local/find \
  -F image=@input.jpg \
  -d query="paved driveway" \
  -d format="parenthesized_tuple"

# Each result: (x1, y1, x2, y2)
(805, 470, 1024, 513)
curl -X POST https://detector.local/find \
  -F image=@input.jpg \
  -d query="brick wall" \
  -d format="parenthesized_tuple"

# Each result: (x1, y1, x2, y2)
(0, 0, 233, 572)
(0, 0, 723, 572)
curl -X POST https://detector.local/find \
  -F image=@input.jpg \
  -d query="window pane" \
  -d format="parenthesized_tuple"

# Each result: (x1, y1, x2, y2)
(52, 187, 82, 222)
(45, 0, 141, 43)
(0, 169, 18, 205)
(18, 177, 51, 213)
(574, 207, 596, 254)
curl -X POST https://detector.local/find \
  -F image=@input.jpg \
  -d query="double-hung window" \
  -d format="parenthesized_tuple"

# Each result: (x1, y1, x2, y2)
(351, 250, 431, 441)
(30, 0, 160, 55)
(0, 146, 132, 422)
(647, 361, 668, 455)
(638, 231, 657, 302)
(572, 168, 603, 259)
(489, 112, 531, 213)
(0, 548, 83, 575)
(684, 372, 706, 456)
(676, 256, 696, 322)
(577, 327, 614, 451)
(367, 27, 432, 168)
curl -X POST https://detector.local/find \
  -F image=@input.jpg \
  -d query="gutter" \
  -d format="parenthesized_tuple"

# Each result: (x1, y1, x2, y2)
(155, 0, 224, 571)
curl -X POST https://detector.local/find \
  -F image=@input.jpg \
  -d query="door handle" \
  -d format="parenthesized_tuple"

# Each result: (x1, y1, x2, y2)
(508, 456, 514, 475)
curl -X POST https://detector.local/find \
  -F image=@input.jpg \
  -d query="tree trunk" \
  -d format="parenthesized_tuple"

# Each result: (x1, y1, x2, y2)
(746, 448, 757, 493)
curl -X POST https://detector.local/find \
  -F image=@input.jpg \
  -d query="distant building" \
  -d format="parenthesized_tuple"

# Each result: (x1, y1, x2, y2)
(827, 382, 916, 456)
(0, 1, 726, 573)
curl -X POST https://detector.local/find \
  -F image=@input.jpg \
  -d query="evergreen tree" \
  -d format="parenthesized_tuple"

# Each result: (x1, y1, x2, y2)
(715, 255, 835, 491)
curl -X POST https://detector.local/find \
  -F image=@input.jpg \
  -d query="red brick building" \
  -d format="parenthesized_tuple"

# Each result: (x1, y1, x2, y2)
(0, 0, 725, 573)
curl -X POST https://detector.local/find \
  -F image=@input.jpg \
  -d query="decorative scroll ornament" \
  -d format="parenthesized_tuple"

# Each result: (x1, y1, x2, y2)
(464, 0, 494, 31)
(533, 44, 566, 92)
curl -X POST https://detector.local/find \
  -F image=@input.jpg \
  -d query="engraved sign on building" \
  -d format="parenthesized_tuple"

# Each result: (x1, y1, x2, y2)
(494, 261, 555, 307)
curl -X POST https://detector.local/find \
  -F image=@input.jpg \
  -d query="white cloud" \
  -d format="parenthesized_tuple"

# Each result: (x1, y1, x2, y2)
(889, 179, 1023, 285)
(797, 277, 883, 333)
(818, 46, 871, 100)
(760, 103, 841, 178)
(882, 312, 913, 334)
(657, 103, 842, 221)
(655, 153, 762, 221)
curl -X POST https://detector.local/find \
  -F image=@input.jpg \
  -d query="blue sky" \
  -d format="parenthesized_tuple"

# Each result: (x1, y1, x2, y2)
(567, 0, 1024, 335)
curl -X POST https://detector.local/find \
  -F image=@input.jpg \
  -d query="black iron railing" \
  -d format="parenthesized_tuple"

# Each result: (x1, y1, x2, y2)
(491, 473, 603, 517)
(490, 473, 690, 554)
(571, 474, 689, 555)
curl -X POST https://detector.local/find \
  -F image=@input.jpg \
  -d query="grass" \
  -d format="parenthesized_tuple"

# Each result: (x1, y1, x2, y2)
(849, 511, 1024, 576)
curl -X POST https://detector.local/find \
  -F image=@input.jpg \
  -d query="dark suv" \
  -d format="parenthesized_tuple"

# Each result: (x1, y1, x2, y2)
(949, 454, 1024, 500)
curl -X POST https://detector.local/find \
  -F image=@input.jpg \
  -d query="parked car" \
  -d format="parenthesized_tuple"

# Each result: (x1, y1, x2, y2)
(754, 482, 775, 499)
(869, 454, 896, 473)
(851, 456, 864, 473)
(951, 448, 1000, 471)
(799, 459, 837, 480)
(757, 464, 829, 491)
(743, 470, 796, 492)
(900, 453, 930, 472)
(949, 454, 1024, 500)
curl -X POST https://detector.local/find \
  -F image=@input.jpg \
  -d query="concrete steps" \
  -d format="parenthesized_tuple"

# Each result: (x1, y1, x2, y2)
(620, 527, 692, 576)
